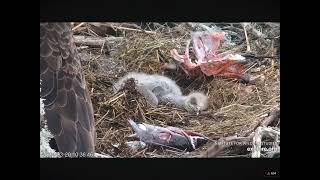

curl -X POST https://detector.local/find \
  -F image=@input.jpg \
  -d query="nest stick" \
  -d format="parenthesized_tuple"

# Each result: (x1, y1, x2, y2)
(96, 110, 110, 126)
(94, 153, 112, 158)
(72, 22, 85, 31)
(111, 25, 156, 34)
(261, 108, 280, 127)
(74, 35, 123, 48)
(242, 23, 251, 52)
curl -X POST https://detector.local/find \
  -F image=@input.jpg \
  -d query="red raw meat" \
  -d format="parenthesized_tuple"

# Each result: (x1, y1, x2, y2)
(171, 31, 246, 79)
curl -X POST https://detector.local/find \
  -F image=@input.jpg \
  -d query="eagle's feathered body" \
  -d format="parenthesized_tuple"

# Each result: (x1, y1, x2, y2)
(40, 23, 96, 155)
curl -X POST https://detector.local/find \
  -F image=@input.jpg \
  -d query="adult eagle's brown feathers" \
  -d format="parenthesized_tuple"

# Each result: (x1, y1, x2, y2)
(40, 23, 96, 155)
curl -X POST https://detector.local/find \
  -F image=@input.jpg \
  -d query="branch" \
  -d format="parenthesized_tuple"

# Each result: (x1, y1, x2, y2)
(199, 136, 252, 158)
(200, 107, 280, 158)
(261, 107, 280, 127)
(73, 35, 123, 48)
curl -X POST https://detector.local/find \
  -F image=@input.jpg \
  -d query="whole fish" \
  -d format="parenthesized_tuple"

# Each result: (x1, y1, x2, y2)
(127, 119, 208, 151)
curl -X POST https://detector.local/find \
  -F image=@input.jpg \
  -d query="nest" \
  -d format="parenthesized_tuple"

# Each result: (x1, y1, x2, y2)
(75, 22, 280, 157)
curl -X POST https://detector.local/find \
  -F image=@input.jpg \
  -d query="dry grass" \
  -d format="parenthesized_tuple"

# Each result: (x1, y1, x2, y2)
(76, 22, 280, 158)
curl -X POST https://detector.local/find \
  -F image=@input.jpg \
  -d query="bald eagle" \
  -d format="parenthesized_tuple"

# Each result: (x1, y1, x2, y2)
(40, 23, 96, 156)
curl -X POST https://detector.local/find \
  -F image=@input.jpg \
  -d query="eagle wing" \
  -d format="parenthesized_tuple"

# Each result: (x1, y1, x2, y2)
(40, 23, 96, 155)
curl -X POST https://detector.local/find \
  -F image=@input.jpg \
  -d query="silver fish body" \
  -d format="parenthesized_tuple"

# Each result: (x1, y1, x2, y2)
(128, 119, 207, 151)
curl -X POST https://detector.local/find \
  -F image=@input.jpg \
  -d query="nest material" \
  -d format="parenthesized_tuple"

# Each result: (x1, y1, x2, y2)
(77, 22, 280, 157)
